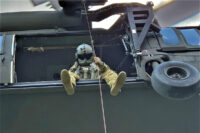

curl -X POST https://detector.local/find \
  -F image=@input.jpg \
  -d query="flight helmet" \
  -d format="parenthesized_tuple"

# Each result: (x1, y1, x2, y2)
(75, 43, 94, 66)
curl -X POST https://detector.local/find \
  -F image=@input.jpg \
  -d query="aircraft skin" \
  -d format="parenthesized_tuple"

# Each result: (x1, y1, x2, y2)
(0, 1, 199, 133)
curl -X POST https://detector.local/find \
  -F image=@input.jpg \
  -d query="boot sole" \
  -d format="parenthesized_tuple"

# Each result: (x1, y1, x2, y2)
(61, 69, 74, 95)
(110, 72, 126, 96)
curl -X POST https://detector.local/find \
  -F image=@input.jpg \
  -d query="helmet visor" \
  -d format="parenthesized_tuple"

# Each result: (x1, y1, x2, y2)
(78, 53, 93, 60)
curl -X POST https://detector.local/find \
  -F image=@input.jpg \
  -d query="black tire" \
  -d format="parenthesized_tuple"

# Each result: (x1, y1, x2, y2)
(151, 61, 200, 100)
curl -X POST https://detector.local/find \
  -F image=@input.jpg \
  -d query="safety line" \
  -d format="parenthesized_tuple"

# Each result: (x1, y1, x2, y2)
(82, 1, 108, 133)
(82, 0, 95, 55)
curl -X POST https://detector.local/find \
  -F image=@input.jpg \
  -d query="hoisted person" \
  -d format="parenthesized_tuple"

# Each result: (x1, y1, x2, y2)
(61, 44, 126, 96)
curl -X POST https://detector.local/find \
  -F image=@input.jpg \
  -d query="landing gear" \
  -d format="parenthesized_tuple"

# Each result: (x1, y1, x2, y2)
(151, 61, 200, 100)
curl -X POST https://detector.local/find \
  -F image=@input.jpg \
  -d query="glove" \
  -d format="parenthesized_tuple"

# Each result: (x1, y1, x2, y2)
(93, 56, 104, 69)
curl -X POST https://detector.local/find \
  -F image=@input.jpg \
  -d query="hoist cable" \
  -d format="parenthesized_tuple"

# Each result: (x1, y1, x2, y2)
(82, 1, 108, 133)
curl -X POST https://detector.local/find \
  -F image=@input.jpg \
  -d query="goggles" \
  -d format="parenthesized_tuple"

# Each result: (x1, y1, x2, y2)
(77, 53, 93, 60)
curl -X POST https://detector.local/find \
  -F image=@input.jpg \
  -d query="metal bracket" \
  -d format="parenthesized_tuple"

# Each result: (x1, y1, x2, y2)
(135, 50, 170, 80)
(127, 4, 154, 53)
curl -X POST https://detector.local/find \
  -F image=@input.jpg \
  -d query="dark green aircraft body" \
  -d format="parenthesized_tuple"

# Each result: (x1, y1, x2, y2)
(0, 0, 199, 133)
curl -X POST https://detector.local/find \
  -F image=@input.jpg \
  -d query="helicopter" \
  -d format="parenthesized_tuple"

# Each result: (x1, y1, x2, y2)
(0, 0, 200, 133)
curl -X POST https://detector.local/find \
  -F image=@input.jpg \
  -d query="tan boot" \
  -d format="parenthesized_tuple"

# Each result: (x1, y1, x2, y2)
(110, 71, 126, 96)
(61, 69, 75, 95)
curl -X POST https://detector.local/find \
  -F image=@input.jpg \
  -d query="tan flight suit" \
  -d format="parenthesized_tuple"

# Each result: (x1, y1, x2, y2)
(68, 61, 118, 89)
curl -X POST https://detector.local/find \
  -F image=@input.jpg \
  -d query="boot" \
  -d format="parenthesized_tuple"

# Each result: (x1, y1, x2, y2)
(110, 71, 126, 96)
(61, 69, 75, 95)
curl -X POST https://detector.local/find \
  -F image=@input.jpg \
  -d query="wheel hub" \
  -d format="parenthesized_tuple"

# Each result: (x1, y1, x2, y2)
(165, 66, 189, 79)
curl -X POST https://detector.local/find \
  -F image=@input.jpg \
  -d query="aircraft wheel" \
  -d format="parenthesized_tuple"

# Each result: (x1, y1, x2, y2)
(151, 61, 200, 100)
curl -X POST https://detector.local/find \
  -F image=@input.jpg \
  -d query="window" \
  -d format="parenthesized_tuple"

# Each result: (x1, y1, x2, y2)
(15, 33, 135, 83)
(0, 35, 3, 54)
